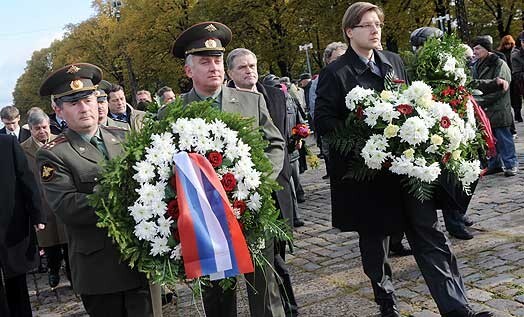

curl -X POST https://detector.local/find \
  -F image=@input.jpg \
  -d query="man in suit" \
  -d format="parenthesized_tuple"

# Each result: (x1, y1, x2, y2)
(96, 89, 129, 129)
(226, 48, 299, 316)
(315, 3, 492, 317)
(36, 63, 152, 317)
(166, 22, 285, 317)
(21, 109, 71, 289)
(107, 84, 146, 131)
(0, 134, 46, 317)
(0, 106, 30, 142)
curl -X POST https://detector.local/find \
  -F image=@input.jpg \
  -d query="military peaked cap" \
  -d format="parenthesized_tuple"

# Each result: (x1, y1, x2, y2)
(172, 22, 232, 58)
(39, 63, 102, 102)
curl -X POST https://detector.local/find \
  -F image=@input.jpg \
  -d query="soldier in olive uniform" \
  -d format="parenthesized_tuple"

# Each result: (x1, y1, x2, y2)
(36, 63, 152, 317)
(163, 21, 286, 317)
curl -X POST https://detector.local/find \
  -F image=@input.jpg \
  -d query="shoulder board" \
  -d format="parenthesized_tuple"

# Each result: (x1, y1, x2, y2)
(42, 135, 67, 150)
(103, 125, 128, 131)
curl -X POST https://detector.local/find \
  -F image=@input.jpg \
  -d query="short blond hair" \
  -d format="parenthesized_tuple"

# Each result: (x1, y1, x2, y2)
(341, 2, 384, 44)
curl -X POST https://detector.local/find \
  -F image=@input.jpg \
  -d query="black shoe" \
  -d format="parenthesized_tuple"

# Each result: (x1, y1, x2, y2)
(448, 228, 473, 240)
(462, 215, 474, 227)
(379, 303, 400, 317)
(484, 167, 503, 175)
(443, 306, 494, 317)
(293, 219, 305, 227)
(297, 197, 306, 203)
(504, 166, 518, 177)
(321, 174, 329, 180)
(49, 272, 60, 288)
(389, 244, 412, 257)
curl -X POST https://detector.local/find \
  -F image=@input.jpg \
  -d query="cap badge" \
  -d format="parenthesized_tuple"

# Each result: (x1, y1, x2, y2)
(205, 39, 218, 48)
(205, 24, 218, 32)
(70, 80, 84, 90)
(67, 65, 81, 74)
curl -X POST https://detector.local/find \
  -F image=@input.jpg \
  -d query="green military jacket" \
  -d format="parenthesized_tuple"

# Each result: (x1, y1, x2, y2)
(21, 135, 67, 247)
(159, 85, 285, 180)
(471, 53, 513, 128)
(36, 125, 147, 295)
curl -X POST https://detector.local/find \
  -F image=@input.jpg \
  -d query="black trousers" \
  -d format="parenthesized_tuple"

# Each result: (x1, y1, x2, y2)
(274, 240, 298, 317)
(44, 244, 70, 279)
(4, 273, 32, 317)
(359, 194, 469, 314)
(81, 285, 152, 317)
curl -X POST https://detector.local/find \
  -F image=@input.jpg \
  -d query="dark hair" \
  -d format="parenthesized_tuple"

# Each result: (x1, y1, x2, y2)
(156, 86, 173, 98)
(108, 84, 125, 101)
(341, 2, 384, 44)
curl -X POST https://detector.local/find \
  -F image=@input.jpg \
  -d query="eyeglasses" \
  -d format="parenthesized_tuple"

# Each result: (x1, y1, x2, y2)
(353, 22, 384, 30)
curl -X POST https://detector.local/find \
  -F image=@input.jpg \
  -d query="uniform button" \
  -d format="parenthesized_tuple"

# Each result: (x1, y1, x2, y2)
(94, 177, 98, 181)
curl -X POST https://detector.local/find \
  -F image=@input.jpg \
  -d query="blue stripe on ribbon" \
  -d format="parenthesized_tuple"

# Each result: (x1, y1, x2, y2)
(200, 170, 240, 278)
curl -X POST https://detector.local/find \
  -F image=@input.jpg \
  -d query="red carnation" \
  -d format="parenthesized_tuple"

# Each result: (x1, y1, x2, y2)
(356, 106, 365, 119)
(207, 151, 223, 168)
(382, 160, 392, 169)
(392, 78, 405, 84)
(397, 104, 413, 115)
(442, 152, 452, 164)
(449, 99, 460, 108)
(167, 199, 179, 220)
(233, 200, 247, 215)
(221, 173, 237, 192)
(440, 116, 451, 128)
(169, 174, 177, 190)
(442, 87, 456, 97)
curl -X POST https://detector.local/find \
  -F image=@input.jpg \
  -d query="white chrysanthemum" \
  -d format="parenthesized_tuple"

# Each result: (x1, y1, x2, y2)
(194, 137, 214, 154)
(233, 182, 250, 200)
(157, 216, 174, 238)
(455, 68, 467, 86)
(380, 90, 396, 101)
(441, 54, 456, 73)
(412, 162, 441, 183)
(402, 81, 433, 109)
(242, 170, 261, 190)
(345, 86, 375, 111)
(458, 160, 482, 187)
(361, 135, 390, 170)
(132, 161, 156, 184)
(429, 101, 455, 120)
(445, 126, 463, 150)
(129, 202, 153, 223)
(171, 118, 191, 134)
(150, 199, 168, 217)
(134, 220, 157, 241)
(136, 183, 164, 205)
(399, 117, 429, 145)
(149, 236, 170, 256)
(247, 192, 262, 211)
(170, 245, 182, 260)
(389, 156, 413, 175)
(415, 108, 438, 127)
(222, 129, 239, 146)
(157, 163, 172, 181)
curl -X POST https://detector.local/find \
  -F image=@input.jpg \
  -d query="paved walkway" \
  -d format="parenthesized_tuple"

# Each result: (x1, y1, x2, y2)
(29, 123, 524, 316)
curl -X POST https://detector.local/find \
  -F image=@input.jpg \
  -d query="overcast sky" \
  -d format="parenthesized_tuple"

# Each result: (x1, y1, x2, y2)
(0, 1, 95, 107)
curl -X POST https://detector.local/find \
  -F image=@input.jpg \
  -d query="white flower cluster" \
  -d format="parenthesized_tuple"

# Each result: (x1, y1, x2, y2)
(346, 81, 482, 187)
(438, 53, 467, 86)
(129, 118, 263, 257)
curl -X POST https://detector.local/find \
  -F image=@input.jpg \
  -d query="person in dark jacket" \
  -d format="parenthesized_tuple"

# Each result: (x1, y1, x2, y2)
(0, 134, 46, 317)
(511, 32, 524, 122)
(315, 3, 493, 317)
(227, 47, 299, 317)
(471, 36, 517, 177)
(496, 35, 522, 122)
(0, 106, 30, 143)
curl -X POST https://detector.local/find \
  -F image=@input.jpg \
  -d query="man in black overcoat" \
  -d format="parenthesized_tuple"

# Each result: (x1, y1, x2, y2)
(315, 2, 492, 317)
(0, 134, 46, 317)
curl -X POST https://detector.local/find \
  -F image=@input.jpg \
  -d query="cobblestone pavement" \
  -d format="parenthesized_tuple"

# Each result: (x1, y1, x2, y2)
(30, 123, 524, 316)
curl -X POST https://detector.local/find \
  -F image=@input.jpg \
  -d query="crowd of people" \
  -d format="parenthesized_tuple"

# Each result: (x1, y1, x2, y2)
(1, 1, 524, 317)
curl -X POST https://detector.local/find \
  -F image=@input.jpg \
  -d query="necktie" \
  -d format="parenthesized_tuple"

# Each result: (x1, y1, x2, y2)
(206, 97, 221, 110)
(116, 113, 127, 122)
(90, 136, 109, 159)
(60, 121, 68, 130)
(368, 60, 382, 77)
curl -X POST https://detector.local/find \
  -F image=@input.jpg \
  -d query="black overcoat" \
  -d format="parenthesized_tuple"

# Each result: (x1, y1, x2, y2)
(315, 47, 408, 234)
(0, 135, 44, 278)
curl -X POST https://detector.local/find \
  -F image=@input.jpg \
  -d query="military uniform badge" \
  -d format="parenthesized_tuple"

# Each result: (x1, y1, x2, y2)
(41, 163, 56, 182)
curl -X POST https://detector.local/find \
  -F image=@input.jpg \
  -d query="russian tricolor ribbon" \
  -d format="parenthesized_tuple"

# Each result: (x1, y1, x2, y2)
(173, 152, 254, 280)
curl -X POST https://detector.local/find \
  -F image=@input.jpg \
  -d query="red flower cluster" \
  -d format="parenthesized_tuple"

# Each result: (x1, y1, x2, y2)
(392, 78, 405, 84)
(442, 152, 452, 164)
(356, 106, 365, 119)
(440, 116, 451, 128)
(233, 200, 247, 215)
(441, 86, 456, 97)
(221, 173, 237, 192)
(397, 104, 413, 115)
(207, 151, 223, 168)
(291, 124, 310, 139)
